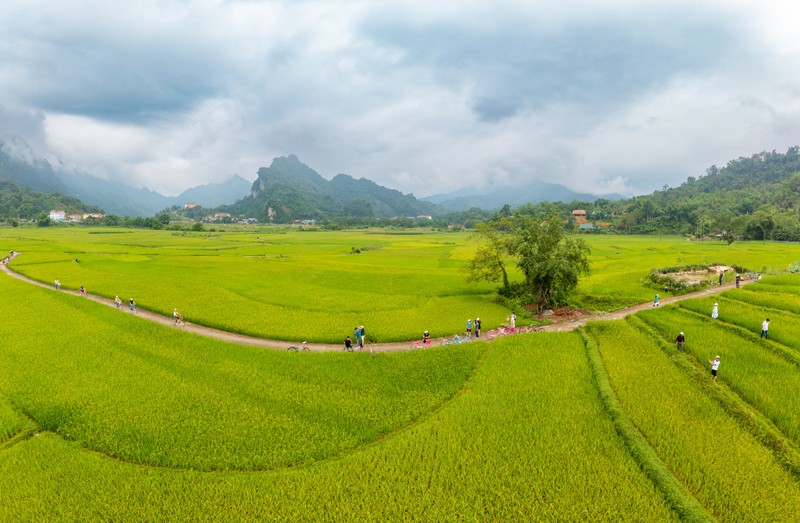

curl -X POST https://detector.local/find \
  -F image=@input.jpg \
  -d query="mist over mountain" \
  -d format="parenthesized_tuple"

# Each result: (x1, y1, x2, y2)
(0, 137, 251, 216)
(57, 169, 251, 216)
(423, 180, 625, 211)
(0, 137, 71, 194)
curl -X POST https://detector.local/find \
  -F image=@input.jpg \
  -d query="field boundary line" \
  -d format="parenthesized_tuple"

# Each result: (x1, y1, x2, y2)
(676, 301, 800, 369)
(718, 291, 800, 319)
(0, 414, 41, 454)
(579, 327, 715, 523)
(629, 314, 800, 484)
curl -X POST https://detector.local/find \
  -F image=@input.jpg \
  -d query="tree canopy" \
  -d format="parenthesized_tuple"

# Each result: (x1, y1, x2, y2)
(467, 214, 591, 311)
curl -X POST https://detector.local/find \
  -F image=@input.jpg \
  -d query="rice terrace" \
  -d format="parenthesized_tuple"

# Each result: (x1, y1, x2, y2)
(3, 226, 800, 521)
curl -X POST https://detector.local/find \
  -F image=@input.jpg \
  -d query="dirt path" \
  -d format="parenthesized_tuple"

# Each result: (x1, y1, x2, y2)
(0, 253, 754, 352)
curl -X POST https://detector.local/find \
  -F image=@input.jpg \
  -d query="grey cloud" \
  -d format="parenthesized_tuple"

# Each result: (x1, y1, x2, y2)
(359, 7, 745, 122)
(472, 95, 525, 122)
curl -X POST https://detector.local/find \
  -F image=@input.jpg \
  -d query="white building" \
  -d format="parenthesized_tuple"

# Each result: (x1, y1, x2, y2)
(49, 210, 66, 222)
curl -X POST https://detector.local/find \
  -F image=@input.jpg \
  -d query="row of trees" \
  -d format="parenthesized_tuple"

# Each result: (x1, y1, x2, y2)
(541, 148, 800, 241)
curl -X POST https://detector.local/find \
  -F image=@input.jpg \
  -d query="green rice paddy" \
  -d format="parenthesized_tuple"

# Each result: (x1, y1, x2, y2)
(1, 226, 800, 520)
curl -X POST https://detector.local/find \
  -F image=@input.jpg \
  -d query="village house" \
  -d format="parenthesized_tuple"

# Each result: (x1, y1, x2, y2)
(48, 210, 66, 222)
(571, 209, 587, 224)
(184, 203, 201, 209)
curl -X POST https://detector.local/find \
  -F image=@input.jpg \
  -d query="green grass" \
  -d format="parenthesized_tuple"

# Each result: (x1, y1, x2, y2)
(588, 319, 800, 521)
(638, 304, 800, 448)
(0, 395, 22, 444)
(3, 228, 799, 342)
(4, 227, 800, 519)
(0, 325, 677, 520)
(572, 235, 798, 310)
(0, 273, 483, 471)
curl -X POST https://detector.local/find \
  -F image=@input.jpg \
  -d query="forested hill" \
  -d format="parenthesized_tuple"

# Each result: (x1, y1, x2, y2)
(223, 155, 443, 223)
(540, 147, 800, 241)
(0, 179, 103, 223)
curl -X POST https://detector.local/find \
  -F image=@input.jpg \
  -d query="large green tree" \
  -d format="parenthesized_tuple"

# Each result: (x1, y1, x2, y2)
(467, 214, 591, 311)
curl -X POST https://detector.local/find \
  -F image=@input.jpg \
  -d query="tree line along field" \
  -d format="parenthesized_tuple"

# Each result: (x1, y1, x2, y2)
(1, 227, 798, 342)
(2, 228, 800, 519)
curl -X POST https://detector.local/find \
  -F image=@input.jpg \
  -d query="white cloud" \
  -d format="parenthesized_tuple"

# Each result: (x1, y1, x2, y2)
(0, 0, 799, 199)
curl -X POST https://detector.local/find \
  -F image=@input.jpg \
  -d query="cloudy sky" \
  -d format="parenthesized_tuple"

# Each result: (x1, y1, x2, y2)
(2, 0, 800, 197)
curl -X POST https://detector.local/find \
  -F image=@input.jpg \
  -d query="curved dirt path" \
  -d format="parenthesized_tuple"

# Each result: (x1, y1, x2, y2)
(1, 253, 754, 352)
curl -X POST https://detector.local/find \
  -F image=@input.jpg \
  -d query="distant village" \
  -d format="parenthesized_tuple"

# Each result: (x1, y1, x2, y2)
(47, 210, 106, 223)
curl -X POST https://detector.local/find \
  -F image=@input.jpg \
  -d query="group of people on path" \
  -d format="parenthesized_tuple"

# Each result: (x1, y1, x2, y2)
(673, 301, 773, 382)
(466, 318, 482, 338)
(52, 277, 189, 325)
(345, 325, 366, 351)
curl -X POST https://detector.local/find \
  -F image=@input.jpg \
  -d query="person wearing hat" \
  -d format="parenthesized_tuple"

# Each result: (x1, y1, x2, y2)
(711, 303, 718, 319)
(423, 330, 431, 347)
(708, 355, 721, 381)
(466, 319, 473, 336)
(475, 318, 481, 338)
(675, 332, 685, 351)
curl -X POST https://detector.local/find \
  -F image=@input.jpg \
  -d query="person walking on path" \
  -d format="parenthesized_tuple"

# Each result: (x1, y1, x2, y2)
(708, 355, 721, 381)
(80, 285, 87, 297)
(129, 298, 136, 313)
(354, 326, 362, 349)
(676, 332, 685, 351)
(173, 308, 184, 326)
(719, 271, 724, 286)
(55, 279, 61, 290)
(114, 296, 122, 309)
(475, 318, 481, 338)
(359, 326, 365, 349)
(735, 274, 741, 288)
(344, 335, 353, 352)
(510, 313, 516, 333)
(653, 293, 660, 307)
(423, 330, 431, 347)
(711, 303, 718, 319)
(761, 318, 770, 339)
(466, 319, 473, 336)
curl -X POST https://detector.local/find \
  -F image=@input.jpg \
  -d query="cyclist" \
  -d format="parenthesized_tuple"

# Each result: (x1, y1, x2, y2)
(129, 298, 136, 313)
(173, 308, 184, 325)
(114, 296, 122, 309)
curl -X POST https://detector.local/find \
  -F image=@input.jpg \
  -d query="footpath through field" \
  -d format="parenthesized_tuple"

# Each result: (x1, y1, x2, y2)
(1, 253, 754, 352)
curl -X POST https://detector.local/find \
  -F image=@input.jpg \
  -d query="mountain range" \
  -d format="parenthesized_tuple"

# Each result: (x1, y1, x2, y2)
(422, 182, 624, 211)
(0, 137, 251, 216)
(0, 136, 621, 219)
(224, 155, 443, 222)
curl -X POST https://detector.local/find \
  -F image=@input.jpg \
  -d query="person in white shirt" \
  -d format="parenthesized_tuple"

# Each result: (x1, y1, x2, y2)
(761, 318, 769, 339)
(708, 355, 721, 381)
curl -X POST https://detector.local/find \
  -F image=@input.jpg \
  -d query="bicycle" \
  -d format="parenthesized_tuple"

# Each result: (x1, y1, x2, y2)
(287, 342, 310, 352)
(411, 339, 432, 349)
